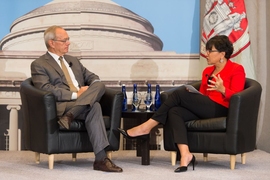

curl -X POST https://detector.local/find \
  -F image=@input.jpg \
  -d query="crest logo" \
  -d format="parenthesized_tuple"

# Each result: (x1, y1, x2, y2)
(201, 0, 248, 58)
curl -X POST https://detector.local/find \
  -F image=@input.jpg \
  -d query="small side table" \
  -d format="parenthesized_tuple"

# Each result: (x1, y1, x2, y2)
(121, 110, 154, 165)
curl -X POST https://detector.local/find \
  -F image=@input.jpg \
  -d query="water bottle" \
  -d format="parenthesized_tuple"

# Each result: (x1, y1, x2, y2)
(154, 84, 161, 111)
(145, 83, 153, 111)
(132, 83, 138, 111)
(122, 84, 128, 111)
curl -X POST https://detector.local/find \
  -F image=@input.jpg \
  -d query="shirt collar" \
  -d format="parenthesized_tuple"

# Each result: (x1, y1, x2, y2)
(48, 51, 63, 62)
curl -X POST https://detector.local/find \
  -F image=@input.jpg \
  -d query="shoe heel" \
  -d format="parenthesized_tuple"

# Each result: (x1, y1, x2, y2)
(191, 155, 196, 170)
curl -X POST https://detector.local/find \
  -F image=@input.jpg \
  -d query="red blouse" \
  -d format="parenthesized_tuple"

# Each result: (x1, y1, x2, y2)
(199, 60, 246, 108)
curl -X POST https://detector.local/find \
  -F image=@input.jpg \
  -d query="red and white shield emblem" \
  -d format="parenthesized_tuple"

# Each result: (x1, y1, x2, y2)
(201, 0, 249, 58)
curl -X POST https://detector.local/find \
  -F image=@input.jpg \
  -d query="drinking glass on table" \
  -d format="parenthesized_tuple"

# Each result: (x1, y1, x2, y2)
(132, 93, 141, 112)
(144, 93, 153, 112)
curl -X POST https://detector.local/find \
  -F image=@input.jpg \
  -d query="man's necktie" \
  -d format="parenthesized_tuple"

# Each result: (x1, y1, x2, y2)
(59, 56, 78, 92)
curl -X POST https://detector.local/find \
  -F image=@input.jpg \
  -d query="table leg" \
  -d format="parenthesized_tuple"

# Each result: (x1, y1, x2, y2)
(135, 138, 150, 165)
(121, 112, 153, 165)
(136, 140, 141, 157)
(141, 138, 150, 165)
(138, 116, 150, 165)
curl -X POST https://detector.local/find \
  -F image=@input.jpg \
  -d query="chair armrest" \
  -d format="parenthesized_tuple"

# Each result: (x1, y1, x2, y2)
(100, 88, 123, 150)
(100, 88, 123, 117)
(20, 78, 59, 153)
(226, 79, 262, 150)
(191, 81, 201, 90)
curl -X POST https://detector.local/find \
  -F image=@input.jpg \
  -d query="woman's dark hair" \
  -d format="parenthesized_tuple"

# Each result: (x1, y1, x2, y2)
(206, 35, 234, 59)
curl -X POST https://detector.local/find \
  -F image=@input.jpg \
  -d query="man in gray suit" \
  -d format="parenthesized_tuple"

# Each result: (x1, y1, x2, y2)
(31, 25, 122, 172)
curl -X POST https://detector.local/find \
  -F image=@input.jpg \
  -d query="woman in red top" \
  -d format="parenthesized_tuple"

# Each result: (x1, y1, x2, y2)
(118, 35, 246, 172)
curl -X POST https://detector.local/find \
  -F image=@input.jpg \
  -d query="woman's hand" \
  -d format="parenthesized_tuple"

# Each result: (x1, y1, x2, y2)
(207, 74, 226, 95)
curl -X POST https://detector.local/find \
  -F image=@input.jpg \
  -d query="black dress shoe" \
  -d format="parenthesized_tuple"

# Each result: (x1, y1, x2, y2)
(58, 112, 74, 129)
(93, 157, 123, 172)
(174, 155, 196, 173)
(118, 128, 149, 140)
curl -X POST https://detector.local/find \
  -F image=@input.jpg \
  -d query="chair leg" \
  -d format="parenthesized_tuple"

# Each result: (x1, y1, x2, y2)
(171, 151, 177, 166)
(241, 153, 246, 164)
(107, 151, 112, 160)
(35, 152, 40, 164)
(48, 154, 54, 170)
(72, 153, 77, 162)
(203, 153, 208, 162)
(230, 155, 236, 170)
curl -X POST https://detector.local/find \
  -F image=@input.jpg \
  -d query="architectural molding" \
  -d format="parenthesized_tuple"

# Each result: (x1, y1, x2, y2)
(0, 50, 199, 60)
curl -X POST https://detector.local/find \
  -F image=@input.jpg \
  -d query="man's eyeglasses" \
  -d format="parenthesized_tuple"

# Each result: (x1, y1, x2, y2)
(52, 38, 70, 43)
(206, 49, 219, 53)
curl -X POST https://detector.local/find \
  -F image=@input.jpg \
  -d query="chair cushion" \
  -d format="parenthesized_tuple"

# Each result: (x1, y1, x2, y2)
(185, 117, 226, 132)
(59, 115, 111, 132)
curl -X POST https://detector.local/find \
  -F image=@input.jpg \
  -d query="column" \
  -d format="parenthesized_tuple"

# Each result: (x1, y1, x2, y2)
(7, 105, 21, 151)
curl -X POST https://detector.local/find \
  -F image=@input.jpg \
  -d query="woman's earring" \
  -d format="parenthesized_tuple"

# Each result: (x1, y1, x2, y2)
(220, 58, 224, 63)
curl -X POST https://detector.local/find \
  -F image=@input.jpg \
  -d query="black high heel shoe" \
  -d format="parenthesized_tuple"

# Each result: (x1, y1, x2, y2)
(118, 128, 149, 140)
(174, 155, 196, 173)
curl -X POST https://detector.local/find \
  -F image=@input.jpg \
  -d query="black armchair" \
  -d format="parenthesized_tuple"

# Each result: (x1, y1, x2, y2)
(20, 78, 123, 169)
(161, 78, 262, 169)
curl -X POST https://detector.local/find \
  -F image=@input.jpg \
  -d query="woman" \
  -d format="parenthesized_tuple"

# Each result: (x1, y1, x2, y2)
(118, 35, 246, 172)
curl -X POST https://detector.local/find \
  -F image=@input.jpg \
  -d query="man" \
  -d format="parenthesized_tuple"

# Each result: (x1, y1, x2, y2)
(31, 25, 122, 172)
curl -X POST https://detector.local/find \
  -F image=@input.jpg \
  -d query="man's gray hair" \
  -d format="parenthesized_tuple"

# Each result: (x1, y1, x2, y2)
(44, 25, 63, 48)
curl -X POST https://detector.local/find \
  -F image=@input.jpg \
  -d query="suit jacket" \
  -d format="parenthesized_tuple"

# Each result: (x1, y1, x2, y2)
(31, 52, 100, 115)
(199, 60, 246, 108)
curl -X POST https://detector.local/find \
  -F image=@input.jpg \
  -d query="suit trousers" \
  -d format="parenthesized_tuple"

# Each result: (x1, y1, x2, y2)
(60, 81, 109, 154)
(152, 86, 228, 144)
(83, 102, 109, 155)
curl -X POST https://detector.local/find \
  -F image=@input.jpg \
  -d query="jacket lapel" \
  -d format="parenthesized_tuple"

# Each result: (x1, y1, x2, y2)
(44, 52, 69, 86)
(45, 52, 62, 73)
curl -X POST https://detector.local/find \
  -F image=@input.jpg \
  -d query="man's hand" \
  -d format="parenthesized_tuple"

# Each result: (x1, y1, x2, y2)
(77, 86, 89, 97)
